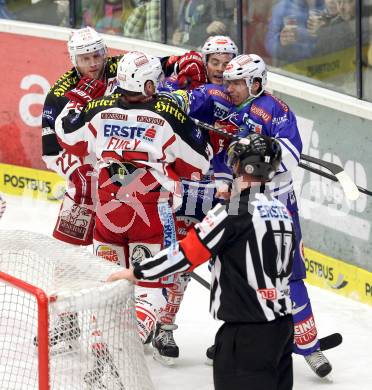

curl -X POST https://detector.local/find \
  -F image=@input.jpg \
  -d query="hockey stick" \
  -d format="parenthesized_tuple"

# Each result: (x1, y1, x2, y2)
(299, 155, 360, 201)
(320, 332, 343, 351)
(191, 118, 366, 201)
(298, 162, 372, 198)
(192, 118, 239, 141)
(190, 271, 210, 289)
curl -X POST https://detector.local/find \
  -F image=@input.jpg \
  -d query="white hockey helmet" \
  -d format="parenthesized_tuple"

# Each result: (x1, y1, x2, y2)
(68, 27, 107, 67)
(223, 54, 267, 97)
(201, 35, 238, 62)
(116, 51, 164, 95)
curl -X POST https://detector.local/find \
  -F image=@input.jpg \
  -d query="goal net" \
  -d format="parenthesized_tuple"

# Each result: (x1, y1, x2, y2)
(0, 230, 154, 390)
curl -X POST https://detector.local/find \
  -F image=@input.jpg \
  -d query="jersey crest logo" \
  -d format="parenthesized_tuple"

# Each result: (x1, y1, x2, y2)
(250, 104, 272, 123)
(131, 245, 152, 266)
(257, 288, 277, 300)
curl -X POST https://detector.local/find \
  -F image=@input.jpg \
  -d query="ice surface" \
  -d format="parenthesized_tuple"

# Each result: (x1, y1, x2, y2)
(1, 194, 371, 389)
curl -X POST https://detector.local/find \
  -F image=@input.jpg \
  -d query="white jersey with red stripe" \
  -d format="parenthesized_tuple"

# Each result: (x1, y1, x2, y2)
(55, 93, 212, 191)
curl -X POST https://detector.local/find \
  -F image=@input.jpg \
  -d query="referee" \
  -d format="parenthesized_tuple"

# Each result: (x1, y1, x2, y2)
(108, 133, 295, 390)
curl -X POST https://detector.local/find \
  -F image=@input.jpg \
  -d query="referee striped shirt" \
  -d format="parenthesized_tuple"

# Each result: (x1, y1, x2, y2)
(133, 186, 295, 323)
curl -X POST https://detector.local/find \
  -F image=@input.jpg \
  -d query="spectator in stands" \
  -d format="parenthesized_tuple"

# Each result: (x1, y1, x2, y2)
(265, 0, 326, 65)
(171, 0, 235, 48)
(0, 0, 13, 19)
(310, 0, 372, 93)
(82, 0, 135, 35)
(337, 0, 355, 20)
(243, 0, 273, 62)
(311, 0, 356, 56)
(123, 0, 162, 42)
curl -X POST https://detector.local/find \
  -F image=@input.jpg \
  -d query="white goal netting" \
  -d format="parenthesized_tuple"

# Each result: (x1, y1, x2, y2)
(0, 230, 154, 390)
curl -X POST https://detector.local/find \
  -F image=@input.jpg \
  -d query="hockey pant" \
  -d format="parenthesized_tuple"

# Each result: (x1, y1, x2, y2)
(160, 179, 217, 324)
(93, 196, 175, 343)
(160, 214, 198, 325)
(290, 279, 320, 355)
(213, 316, 293, 390)
(288, 201, 321, 355)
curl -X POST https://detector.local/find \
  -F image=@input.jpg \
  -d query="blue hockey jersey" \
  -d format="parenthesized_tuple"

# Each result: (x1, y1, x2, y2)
(223, 91, 302, 205)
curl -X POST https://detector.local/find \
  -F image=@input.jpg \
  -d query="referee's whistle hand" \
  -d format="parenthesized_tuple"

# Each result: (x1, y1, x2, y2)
(107, 268, 137, 283)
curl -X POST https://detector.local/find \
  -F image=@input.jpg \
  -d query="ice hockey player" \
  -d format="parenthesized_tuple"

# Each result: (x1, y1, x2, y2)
(153, 35, 238, 364)
(54, 51, 211, 366)
(214, 53, 333, 378)
(108, 133, 295, 390)
(39, 28, 123, 355)
(42, 26, 122, 246)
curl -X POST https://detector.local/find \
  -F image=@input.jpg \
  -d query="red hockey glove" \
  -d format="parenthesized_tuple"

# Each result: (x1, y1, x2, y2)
(68, 164, 96, 206)
(177, 51, 207, 89)
(163, 55, 180, 75)
(209, 120, 239, 154)
(65, 77, 106, 105)
(215, 119, 240, 134)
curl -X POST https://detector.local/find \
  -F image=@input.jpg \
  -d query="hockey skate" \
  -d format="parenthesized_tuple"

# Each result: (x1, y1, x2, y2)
(83, 342, 125, 389)
(304, 349, 332, 378)
(143, 330, 154, 354)
(34, 312, 80, 354)
(152, 323, 179, 366)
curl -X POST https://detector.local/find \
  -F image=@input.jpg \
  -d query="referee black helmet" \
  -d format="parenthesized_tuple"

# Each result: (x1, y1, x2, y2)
(227, 133, 282, 180)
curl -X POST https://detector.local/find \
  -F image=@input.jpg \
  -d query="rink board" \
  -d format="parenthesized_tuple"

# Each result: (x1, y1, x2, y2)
(0, 163, 65, 202)
(304, 247, 372, 307)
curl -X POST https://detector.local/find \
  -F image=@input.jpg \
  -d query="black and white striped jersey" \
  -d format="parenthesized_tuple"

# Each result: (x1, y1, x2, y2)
(134, 186, 295, 323)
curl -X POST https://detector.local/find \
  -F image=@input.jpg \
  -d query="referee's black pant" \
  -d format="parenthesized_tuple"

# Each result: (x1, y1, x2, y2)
(213, 315, 293, 390)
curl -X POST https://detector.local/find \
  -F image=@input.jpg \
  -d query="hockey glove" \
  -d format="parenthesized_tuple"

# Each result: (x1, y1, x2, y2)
(162, 55, 180, 76)
(53, 164, 96, 246)
(177, 51, 207, 89)
(65, 77, 106, 105)
(215, 119, 240, 134)
(209, 120, 239, 154)
(68, 164, 96, 206)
